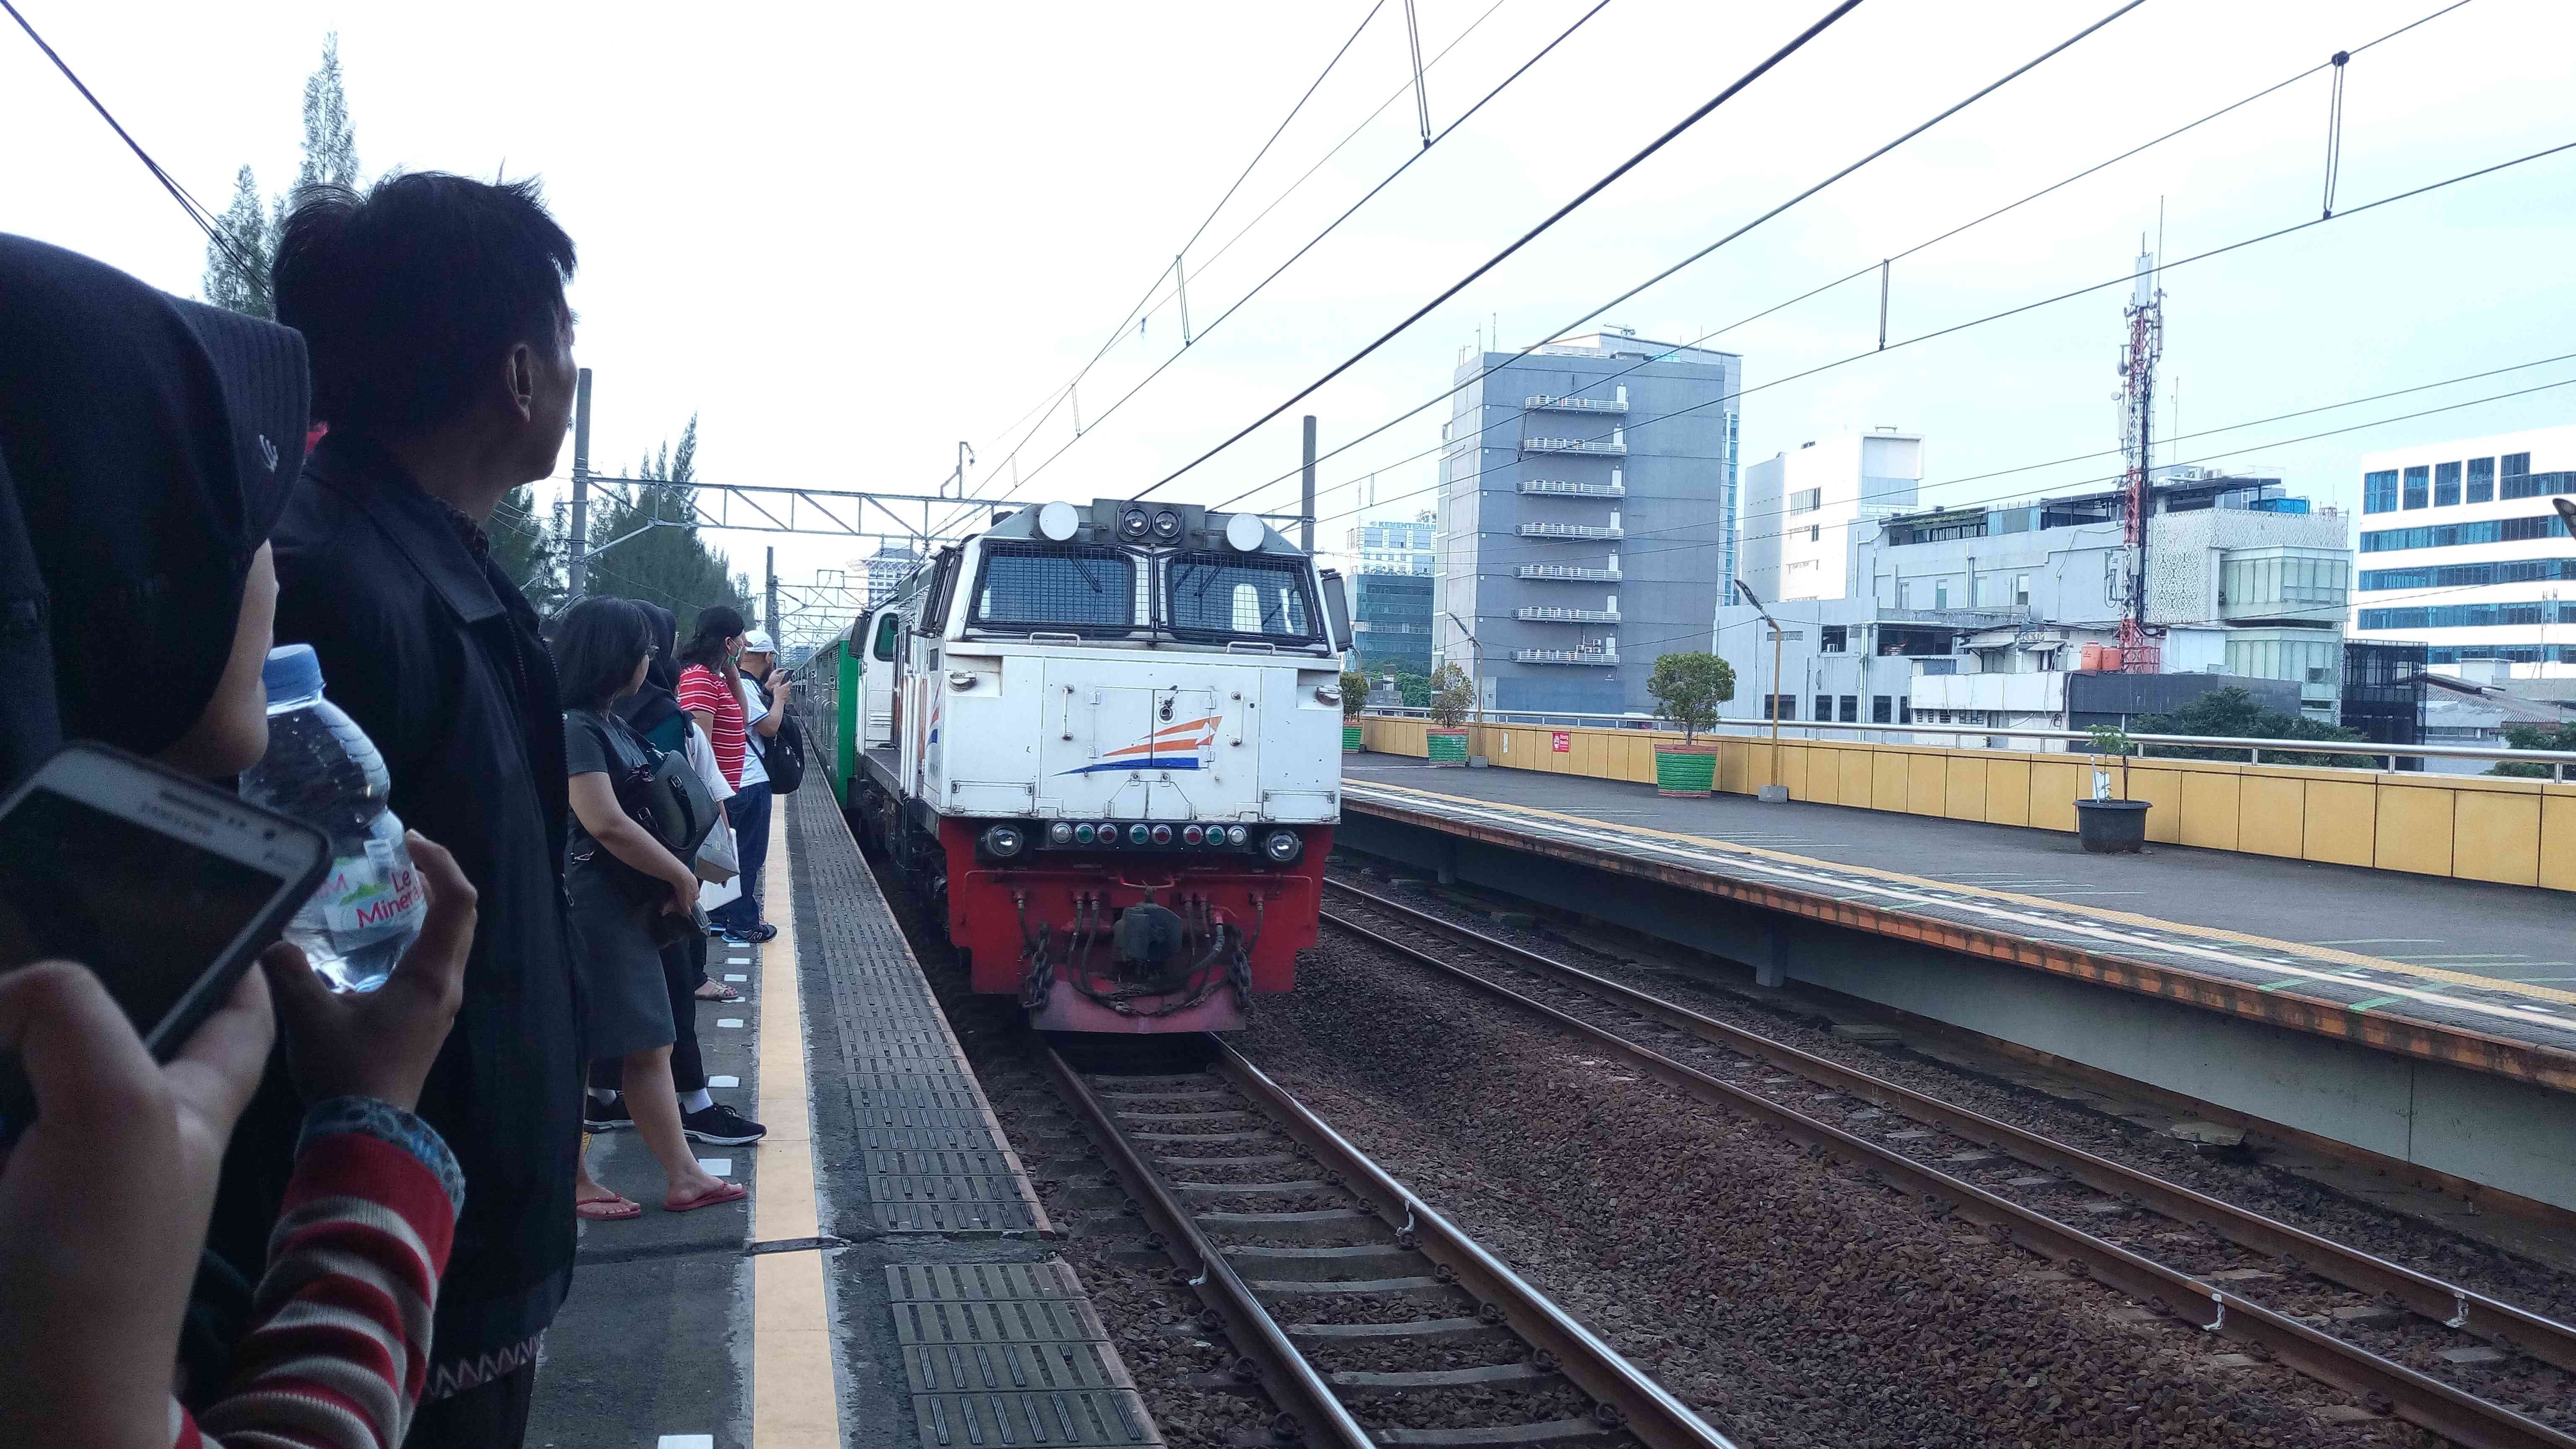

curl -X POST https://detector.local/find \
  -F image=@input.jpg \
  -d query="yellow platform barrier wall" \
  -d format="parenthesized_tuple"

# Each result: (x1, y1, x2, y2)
(1357, 717, 2576, 893)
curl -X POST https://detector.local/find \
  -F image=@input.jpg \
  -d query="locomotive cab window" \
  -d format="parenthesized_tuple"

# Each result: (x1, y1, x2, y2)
(871, 613, 901, 660)
(967, 542, 1138, 636)
(1165, 551, 1318, 644)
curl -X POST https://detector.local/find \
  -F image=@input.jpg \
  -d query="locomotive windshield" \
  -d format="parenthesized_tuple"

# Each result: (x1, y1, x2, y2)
(967, 542, 1139, 636)
(1164, 551, 1319, 644)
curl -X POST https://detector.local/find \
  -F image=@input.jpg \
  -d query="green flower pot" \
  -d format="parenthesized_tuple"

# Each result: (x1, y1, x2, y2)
(1654, 745, 1717, 797)
(1426, 729, 1470, 765)
(1343, 722, 1363, 753)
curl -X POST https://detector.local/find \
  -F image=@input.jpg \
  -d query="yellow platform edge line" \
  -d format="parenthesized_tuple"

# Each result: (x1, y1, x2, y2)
(753, 804, 841, 1449)
(1349, 779, 2576, 1008)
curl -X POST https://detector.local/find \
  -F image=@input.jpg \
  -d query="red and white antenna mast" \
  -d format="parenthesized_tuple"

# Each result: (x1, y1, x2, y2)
(2115, 243, 2164, 673)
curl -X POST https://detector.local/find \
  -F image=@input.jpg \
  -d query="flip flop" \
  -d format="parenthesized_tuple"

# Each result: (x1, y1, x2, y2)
(694, 979, 744, 1002)
(576, 1192, 642, 1222)
(666, 1180, 750, 1213)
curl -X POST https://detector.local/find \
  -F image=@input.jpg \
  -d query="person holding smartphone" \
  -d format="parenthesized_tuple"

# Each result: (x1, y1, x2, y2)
(555, 597, 746, 1218)
(0, 232, 488, 1447)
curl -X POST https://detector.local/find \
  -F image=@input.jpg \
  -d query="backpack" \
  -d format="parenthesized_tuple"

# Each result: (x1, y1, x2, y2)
(761, 712, 808, 795)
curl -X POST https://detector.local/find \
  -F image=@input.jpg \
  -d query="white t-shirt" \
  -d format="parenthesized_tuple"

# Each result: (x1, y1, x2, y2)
(736, 676, 770, 789)
(684, 714, 735, 803)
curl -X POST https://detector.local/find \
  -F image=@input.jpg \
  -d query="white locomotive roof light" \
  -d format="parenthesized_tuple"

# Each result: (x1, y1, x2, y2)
(1036, 500, 1081, 541)
(1222, 512, 1266, 552)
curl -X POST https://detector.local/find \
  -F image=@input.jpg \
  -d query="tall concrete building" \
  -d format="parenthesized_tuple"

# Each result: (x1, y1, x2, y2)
(1739, 429, 1924, 604)
(2347, 423, 2576, 675)
(1434, 331, 1741, 714)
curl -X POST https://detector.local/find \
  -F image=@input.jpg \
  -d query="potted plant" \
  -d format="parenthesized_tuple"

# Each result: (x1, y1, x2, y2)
(1339, 666, 1368, 753)
(1426, 663, 1473, 765)
(2075, 723, 2150, 854)
(1646, 651, 1733, 796)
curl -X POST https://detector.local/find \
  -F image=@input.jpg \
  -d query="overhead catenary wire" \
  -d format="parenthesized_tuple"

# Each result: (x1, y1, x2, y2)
(999, 0, 1618, 503)
(1271, 127, 2576, 560)
(1208, 0, 2483, 520)
(1, 0, 261, 287)
(1126, 0, 1870, 504)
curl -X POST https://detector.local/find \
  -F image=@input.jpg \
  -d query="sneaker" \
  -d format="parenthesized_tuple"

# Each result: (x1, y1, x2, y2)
(681, 1102, 767, 1145)
(722, 922, 778, 945)
(583, 1093, 634, 1132)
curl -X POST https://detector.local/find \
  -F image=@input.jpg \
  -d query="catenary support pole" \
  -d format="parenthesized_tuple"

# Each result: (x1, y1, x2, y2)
(1301, 414, 1318, 553)
(765, 546, 779, 640)
(567, 366, 593, 603)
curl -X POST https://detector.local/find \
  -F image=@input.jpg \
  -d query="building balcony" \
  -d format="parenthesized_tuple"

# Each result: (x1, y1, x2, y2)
(1513, 648, 1621, 666)
(1521, 436, 1626, 456)
(1514, 607, 1620, 623)
(1517, 522, 1623, 540)
(1519, 564, 1622, 581)
(1518, 478, 1625, 498)
(1524, 393, 1627, 413)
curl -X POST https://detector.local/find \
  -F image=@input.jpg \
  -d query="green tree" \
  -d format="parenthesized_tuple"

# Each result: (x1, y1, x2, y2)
(488, 486, 564, 614)
(1391, 671, 1431, 709)
(204, 34, 360, 317)
(2488, 722, 2576, 778)
(1427, 663, 1474, 727)
(2133, 686, 2375, 769)
(1645, 651, 1735, 743)
(583, 415, 749, 631)
(1338, 666, 1368, 720)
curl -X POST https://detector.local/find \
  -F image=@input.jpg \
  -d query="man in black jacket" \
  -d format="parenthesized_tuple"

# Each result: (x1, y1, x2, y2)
(216, 172, 584, 1446)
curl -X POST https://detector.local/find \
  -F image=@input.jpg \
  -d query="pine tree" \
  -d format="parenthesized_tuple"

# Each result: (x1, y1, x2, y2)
(489, 485, 562, 614)
(201, 165, 273, 318)
(583, 416, 750, 631)
(205, 34, 361, 317)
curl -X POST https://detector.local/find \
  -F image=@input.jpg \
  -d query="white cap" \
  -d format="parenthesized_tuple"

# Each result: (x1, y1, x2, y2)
(742, 629, 776, 654)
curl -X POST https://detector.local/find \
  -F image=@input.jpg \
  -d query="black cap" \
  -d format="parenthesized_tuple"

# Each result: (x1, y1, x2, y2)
(0, 233, 312, 764)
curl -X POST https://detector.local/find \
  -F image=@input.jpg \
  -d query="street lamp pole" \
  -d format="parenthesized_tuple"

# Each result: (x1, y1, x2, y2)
(1442, 610, 1483, 725)
(1736, 581, 1786, 798)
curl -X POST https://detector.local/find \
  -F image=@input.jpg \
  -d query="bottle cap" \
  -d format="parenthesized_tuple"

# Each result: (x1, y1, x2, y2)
(261, 643, 325, 703)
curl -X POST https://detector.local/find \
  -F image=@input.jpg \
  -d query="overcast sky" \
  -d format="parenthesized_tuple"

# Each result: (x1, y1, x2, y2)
(7, 0, 2571, 643)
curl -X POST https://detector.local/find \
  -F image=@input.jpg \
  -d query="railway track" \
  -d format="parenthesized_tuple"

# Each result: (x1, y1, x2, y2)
(1320, 877, 2576, 1449)
(1039, 1038, 1736, 1449)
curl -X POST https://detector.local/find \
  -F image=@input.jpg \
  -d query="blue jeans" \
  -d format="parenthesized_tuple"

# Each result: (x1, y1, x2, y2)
(709, 781, 771, 930)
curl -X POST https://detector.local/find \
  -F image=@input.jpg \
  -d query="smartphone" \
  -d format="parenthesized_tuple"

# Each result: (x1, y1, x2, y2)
(0, 743, 329, 1129)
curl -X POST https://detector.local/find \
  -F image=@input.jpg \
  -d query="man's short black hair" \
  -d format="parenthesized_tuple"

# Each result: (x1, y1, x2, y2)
(555, 596, 651, 711)
(274, 171, 576, 435)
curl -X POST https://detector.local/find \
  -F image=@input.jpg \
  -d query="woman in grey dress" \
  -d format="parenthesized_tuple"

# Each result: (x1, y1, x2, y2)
(556, 597, 747, 1218)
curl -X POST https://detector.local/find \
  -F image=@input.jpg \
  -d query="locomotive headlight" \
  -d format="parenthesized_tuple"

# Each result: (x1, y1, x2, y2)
(1049, 822, 1074, 845)
(1150, 509, 1182, 540)
(982, 824, 1026, 858)
(947, 670, 976, 691)
(1226, 825, 1249, 846)
(1260, 828, 1302, 864)
(1119, 507, 1152, 540)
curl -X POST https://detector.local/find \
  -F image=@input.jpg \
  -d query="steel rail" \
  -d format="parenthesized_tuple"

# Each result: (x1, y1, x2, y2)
(1210, 1040, 1741, 1449)
(1324, 880, 2576, 1376)
(1318, 887, 2576, 1449)
(1039, 1045, 1374, 1449)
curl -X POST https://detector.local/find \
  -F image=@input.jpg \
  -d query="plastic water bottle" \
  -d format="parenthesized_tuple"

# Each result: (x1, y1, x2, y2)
(239, 644, 426, 992)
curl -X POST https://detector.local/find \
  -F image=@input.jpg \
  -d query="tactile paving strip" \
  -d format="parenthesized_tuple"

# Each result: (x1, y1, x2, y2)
(791, 786, 1045, 1232)
(888, 1262, 1158, 1448)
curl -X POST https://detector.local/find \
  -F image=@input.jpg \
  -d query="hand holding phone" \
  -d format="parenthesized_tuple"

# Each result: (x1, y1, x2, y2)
(259, 832, 477, 1115)
(0, 959, 275, 1444)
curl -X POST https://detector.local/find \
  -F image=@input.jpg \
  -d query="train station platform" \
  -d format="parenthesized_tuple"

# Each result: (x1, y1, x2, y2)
(530, 777, 1160, 1448)
(1334, 753, 2576, 1215)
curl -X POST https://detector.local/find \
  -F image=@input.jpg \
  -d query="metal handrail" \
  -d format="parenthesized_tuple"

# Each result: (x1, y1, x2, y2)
(1355, 707, 2576, 777)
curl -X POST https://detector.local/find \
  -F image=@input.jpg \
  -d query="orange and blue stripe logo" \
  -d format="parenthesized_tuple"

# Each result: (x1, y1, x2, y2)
(1060, 716, 1217, 774)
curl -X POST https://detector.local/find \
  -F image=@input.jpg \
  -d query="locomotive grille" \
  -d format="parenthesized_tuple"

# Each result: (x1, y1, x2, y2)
(968, 542, 1139, 636)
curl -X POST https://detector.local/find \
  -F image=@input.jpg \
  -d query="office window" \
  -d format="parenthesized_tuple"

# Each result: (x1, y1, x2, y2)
(1898, 697, 1911, 724)
(2362, 470, 2399, 513)
(1933, 580, 1950, 608)
(1789, 487, 1822, 514)
(1808, 525, 1821, 543)
(1838, 695, 1859, 723)
(1815, 694, 1832, 723)
(2504, 452, 2532, 477)
(1820, 625, 1847, 653)
(2468, 457, 2496, 503)
(1894, 580, 1911, 608)
(1872, 695, 1892, 723)
(2434, 461, 2462, 507)
(2402, 465, 2430, 509)
(1764, 694, 1795, 720)
(2013, 574, 2031, 606)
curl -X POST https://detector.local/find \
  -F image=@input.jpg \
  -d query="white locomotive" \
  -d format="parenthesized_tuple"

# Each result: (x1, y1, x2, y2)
(822, 498, 1351, 1032)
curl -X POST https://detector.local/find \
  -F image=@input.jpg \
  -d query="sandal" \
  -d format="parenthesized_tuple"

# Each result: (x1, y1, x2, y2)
(694, 979, 744, 1002)
(576, 1192, 643, 1221)
(666, 1180, 750, 1213)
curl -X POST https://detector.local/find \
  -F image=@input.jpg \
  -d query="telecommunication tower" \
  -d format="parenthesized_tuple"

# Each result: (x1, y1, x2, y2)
(2114, 246, 2164, 673)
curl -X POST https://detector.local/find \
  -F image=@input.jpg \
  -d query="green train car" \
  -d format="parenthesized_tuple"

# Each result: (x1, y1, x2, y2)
(799, 606, 903, 813)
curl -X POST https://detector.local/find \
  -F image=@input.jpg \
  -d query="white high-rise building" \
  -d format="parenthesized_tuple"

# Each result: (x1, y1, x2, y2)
(1738, 429, 1922, 604)
(2347, 423, 2576, 676)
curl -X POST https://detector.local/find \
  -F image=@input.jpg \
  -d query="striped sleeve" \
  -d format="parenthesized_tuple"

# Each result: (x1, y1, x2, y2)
(175, 1098, 465, 1449)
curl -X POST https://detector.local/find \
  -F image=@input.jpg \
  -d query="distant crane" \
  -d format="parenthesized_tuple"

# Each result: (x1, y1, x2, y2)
(2114, 244, 2164, 673)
